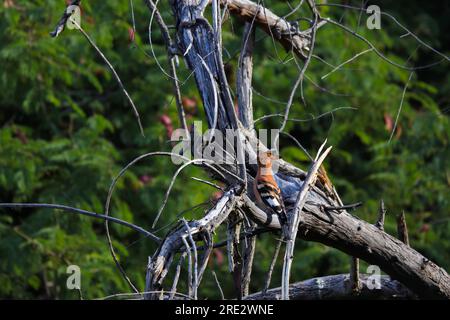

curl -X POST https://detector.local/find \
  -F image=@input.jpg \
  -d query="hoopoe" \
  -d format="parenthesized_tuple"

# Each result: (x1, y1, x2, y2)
(253, 151, 288, 227)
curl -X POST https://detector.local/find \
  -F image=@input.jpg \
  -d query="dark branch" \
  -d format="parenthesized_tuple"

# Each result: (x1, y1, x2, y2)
(0, 203, 159, 242)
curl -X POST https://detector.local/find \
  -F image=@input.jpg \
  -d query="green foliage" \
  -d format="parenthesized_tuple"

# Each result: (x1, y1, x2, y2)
(0, 0, 448, 299)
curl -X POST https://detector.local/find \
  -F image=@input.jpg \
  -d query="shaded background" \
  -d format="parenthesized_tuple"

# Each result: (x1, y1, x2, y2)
(0, 0, 448, 299)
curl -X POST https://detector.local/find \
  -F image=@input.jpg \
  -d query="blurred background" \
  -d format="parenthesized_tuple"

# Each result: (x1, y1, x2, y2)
(0, 0, 448, 299)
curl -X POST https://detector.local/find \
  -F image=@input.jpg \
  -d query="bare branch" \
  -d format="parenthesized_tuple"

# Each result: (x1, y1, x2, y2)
(0, 203, 158, 242)
(389, 72, 413, 143)
(281, 141, 333, 300)
(245, 274, 415, 300)
(321, 48, 373, 80)
(145, 186, 241, 299)
(223, 0, 326, 59)
(143, 0, 190, 136)
(349, 256, 361, 294)
(169, 252, 187, 299)
(73, 21, 145, 136)
(397, 211, 410, 246)
(212, 271, 225, 299)
(263, 238, 282, 293)
(227, 211, 243, 299)
(376, 199, 386, 231)
(237, 22, 256, 130)
(241, 217, 257, 296)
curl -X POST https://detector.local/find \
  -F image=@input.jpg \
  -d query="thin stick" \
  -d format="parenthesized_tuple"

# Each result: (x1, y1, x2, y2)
(323, 18, 445, 71)
(143, 0, 189, 136)
(349, 256, 361, 293)
(321, 48, 373, 80)
(281, 141, 333, 300)
(197, 232, 213, 286)
(190, 177, 223, 190)
(73, 20, 144, 136)
(317, 3, 450, 63)
(263, 239, 282, 293)
(170, 252, 187, 299)
(278, 8, 319, 138)
(376, 199, 386, 231)
(397, 211, 410, 246)
(181, 235, 194, 299)
(241, 219, 256, 296)
(182, 219, 198, 300)
(212, 271, 225, 300)
(0, 203, 158, 241)
(254, 106, 357, 124)
(389, 72, 413, 143)
(97, 290, 192, 300)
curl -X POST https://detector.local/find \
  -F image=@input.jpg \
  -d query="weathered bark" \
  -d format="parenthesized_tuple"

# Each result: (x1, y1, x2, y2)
(243, 196, 450, 299)
(245, 274, 416, 300)
(237, 22, 255, 130)
(397, 211, 410, 246)
(145, 186, 241, 299)
(222, 0, 325, 59)
(144, 0, 450, 300)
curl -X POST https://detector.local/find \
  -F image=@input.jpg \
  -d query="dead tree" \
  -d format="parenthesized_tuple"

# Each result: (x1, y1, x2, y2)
(43, 0, 450, 300)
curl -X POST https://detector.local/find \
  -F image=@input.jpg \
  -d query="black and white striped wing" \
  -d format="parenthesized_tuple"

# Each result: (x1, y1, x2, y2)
(257, 183, 287, 224)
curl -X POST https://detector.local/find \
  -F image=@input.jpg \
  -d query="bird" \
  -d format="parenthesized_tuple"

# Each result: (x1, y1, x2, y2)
(253, 151, 288, 228)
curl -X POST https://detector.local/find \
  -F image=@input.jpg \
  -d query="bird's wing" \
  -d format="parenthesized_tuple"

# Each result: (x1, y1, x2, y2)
(256, 182, 286, 220)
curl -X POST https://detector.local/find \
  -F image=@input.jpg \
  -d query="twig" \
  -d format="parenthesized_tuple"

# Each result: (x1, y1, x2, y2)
(227, 212, 243, 299)
(397, 211, 410, 246)
(349, 256, 361, 294)
(241, 218, 256, 296)
(97, 290, 192, 300)
(197, 231, 213, 286)
(146, 187, 240, 299)
(263, 239, 282, 293)
(0, 203, 159, 242)
(170, 252, 187, 299)
(321, 48, 373, 80)
(281, 131, 314, 161)
(317, 3, 450, 63)
(237, 22, 256, 130)
(304, 74, 352, 97)
(254, 106, 357, 124)
(322, 17, 445, 71)
(181, 235, 194, 299)
(281, 140, 333, 300)
(389, 72, 413, 143)
(323, 202, 362, 212)
(212, 271, 225, 300)
(376, 199, 386, 231)
(190, 177, 223, 190)
(182, 218, 198, 300)
(152, 157, 238, 229)
(143, 0, 189, 137)
(72, 20, 145, 136)
(278, 5, 319, 140)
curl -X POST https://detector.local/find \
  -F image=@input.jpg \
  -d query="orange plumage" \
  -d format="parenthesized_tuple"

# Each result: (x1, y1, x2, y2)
(253, 151, 287, 225)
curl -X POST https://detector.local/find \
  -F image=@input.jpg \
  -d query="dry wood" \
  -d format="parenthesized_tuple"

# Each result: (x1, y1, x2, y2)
(397, 211, 410, 246)
(145, 186, 241, 299)
(245, 274, 415, 300)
